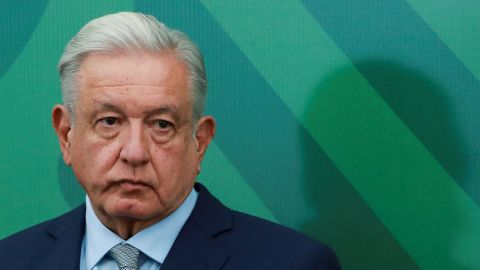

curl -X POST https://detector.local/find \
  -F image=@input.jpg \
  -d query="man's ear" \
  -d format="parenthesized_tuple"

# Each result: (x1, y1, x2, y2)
(194, 116, 216, 162)
(52, 105, 72, 166)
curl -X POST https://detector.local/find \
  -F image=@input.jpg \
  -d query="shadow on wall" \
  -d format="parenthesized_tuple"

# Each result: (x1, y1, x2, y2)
(356, 60, 467, 184)
(300, 60, 468, 270)
(58, 155, 84, 208)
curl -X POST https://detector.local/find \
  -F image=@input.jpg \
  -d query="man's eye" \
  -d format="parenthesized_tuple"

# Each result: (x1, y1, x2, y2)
(94, 117, 121, 138)
(155, 120, 172, 129)
(99, 117, 118, 126)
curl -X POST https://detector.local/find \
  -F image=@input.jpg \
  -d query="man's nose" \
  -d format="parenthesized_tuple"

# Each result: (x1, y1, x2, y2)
(119, 122, 150, 167)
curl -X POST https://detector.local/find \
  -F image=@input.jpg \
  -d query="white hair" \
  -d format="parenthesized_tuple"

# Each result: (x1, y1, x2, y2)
(58, 12, 207, 123)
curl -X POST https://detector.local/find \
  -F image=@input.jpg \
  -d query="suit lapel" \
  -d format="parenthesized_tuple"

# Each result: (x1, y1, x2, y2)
(161, 221, 229, 270)
(39, 205, 86, 270)
(162, 183, 232, 270)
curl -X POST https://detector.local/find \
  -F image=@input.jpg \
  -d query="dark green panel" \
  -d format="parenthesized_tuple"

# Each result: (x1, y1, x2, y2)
(0, 0, 48, 78)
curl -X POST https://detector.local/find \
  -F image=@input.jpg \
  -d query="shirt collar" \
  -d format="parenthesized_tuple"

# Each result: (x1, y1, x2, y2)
(84, 189, 198, 269)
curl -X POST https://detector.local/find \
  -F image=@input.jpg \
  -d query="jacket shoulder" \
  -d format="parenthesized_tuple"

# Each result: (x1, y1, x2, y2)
(0, 205, 85, 266)
(176, 183, 341, 269)
(226, 210, 340, 269)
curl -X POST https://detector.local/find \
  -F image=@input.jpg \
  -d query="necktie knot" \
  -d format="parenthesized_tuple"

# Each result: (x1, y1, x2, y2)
(109, 243, 140, 270)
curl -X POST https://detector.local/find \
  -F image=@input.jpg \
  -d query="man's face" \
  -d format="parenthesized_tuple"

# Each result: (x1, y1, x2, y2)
(54, 51, 213, 226)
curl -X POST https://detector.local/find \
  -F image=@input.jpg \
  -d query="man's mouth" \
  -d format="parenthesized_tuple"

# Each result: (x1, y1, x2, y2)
(114, 179, 149, 192)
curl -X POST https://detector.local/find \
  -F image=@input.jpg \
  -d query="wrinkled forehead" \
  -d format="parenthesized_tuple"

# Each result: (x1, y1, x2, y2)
(79, 51, 188, 87)
(75, 51, 194, 116)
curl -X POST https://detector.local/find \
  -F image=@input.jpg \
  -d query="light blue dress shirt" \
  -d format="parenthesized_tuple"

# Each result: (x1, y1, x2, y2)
(79, 189, 198, 270)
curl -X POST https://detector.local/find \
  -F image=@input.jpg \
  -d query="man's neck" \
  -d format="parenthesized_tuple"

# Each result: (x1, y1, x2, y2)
(92, 206, 181, 239)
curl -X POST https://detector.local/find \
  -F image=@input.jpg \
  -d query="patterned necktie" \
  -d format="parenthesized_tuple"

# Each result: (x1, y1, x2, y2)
(109, 243, 140, 270)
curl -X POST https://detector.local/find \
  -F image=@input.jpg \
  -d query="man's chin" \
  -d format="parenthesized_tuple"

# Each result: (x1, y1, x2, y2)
(104, 198, 158, 220)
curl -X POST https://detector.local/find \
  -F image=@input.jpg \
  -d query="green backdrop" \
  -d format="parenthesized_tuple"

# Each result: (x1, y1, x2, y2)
(1, 1, 480, 269)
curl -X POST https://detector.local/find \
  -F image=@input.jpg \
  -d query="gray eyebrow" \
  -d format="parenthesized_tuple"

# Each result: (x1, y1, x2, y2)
(87, 102, 125, 118)
(143, 106, 178, 116)
(90, 101, 180, 120)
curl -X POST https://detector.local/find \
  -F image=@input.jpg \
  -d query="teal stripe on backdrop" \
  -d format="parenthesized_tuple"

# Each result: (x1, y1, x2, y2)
(0, 0, 48, 78)
(200, 143, 278, 223)
(407, 0, 480, 81)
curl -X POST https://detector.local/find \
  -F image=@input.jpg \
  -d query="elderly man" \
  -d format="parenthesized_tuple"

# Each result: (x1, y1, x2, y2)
(0, 12, 340, 269)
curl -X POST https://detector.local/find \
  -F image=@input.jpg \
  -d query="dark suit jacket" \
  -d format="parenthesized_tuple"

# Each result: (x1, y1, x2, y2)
(0, 183, 340, 269)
